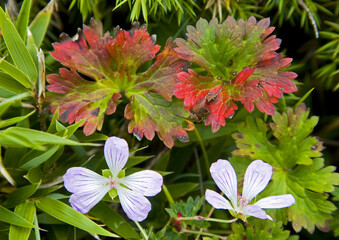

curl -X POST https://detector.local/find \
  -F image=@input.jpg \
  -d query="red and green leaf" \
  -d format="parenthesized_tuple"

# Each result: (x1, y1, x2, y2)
(175, 16, 297, 131)
(47, 19, 189, 148)
(125, 92, 189, 148)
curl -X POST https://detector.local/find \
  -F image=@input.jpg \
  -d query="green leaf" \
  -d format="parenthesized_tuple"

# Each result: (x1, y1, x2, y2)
(0, 92, 29, 117)
(0, 72, 28, 94)
(0, 92, 30, 111)
(167, 196, 209, 228)
(0, 110, 36, 129)
(0, 205, 36, 228)
(15, 0, 32, 42)
(0, 57, 32, 89)
(35, 198, 119, 237)
(29, 0, 54, 47)
(9, 201, 36, 240)
(230, 220, 291, 240)
(293, 88, 314, 108)
(232, 104, 339, 233)
(47, 107, 59, 133)
(4, 182, 40, 208)
(0, 6, 37, 83)
(91, 202, 140, 239)
(0, 127, 99, 149)
(25, 167, 44, 184)
(20, 145, 60, 170)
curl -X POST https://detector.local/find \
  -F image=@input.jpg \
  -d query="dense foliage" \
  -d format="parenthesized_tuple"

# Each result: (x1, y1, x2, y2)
(0, 0, 339, 239)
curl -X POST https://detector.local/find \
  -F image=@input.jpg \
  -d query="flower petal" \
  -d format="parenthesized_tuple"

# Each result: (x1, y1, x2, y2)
(209, 159, 238, 207)
(117, 186, 152, 222)
(63, 167, 109, 214)
(205, 189, 234, 210)
(104, 137, 129, 177)
(242, 160, 272, 201)
(254, 194, 296, 209)
(120, 170, 163, 196)
(69, 189, 109, 214)
(243, 205, 273, 220)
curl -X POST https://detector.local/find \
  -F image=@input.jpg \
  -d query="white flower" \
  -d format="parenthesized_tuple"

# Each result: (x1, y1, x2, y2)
(63, 137, 163, 222)
(205, 159, 295, 220)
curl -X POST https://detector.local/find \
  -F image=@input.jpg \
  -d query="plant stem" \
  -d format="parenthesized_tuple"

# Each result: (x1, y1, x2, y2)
(134, 221, 148, 240)
(162, 184, 174, 205)
(193, 147, 204, 205)
(194, 128, 210, 179)
(195, 205, 216, 240)
(177, 216, 238, 224)
(182, 229, 227, 239)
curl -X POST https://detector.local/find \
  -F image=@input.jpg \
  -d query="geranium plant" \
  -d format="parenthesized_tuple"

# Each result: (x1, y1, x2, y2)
(0, 1, 338, 240)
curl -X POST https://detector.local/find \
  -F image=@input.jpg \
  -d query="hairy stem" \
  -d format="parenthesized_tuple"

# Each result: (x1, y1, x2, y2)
(134, 221, 148, 240)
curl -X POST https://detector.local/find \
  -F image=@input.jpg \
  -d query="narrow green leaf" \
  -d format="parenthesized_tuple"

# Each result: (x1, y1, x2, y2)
(29, 1, 54, 47)
(0, 129, 45, 150)
(26, 167, 44, 184)
(47, 107, 59, 133)
(0, 110, 36, 129)
(4, 182, 40, 208)
(0, 57, 32, 89)
(26, 31, 39, 70)
(0, 72, 28, 94)
(15, 0, 32, 41)
(0, 92, 31, 115)
(0, 127, 100, 148)
(35, 198, 119, 237)
(0, 100, 12, 117)
(0, 7, 37, 83)
(9, 201, 36, 240)
(294, 88, 314, 108)
(20, 145, 59, 170)
(0, 205, 36, 228)
(91, 202, 140, 239)
(141, 0, 148, 23)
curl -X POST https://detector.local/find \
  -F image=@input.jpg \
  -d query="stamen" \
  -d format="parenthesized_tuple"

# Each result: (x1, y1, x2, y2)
(108, 176, 119, 189)
(238, 196, 250, 207)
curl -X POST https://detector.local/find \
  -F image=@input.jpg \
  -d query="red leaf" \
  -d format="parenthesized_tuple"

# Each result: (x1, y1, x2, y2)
(175, 16, 298, 131)
(205, 88, 238, 132)
(47, 19, 190, 147)
(108, 24, 161, 73)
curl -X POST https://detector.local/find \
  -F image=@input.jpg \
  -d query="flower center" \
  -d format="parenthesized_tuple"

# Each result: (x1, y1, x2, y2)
(108, 176, 119, 190)
(237, 195, 250, 212)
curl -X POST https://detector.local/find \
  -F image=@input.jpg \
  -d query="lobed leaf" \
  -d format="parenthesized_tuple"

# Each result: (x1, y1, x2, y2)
(47, 19, 189, 148)
(175, 16, 297, 131)
(125, 92, 189, 148)
(232, 104, 339, 233)
(230, 220, 291, 240)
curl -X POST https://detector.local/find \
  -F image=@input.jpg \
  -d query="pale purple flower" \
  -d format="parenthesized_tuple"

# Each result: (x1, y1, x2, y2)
(63, 137, 163, 222)
(205, 159, 295, 221)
